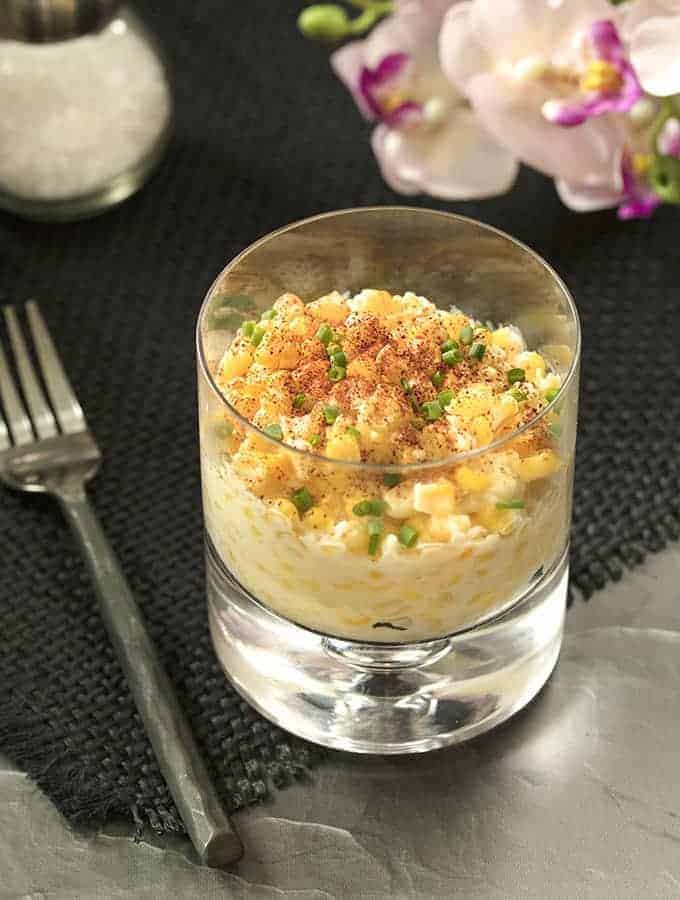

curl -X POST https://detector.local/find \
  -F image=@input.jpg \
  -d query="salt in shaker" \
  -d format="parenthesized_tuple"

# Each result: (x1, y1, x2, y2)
(0, 1, 173, 221)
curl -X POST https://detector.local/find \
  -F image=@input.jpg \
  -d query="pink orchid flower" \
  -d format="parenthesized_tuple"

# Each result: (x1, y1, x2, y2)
(331, 0, 518, 200)
(624, 0, 680, 97)
(439, 0, 628, 202)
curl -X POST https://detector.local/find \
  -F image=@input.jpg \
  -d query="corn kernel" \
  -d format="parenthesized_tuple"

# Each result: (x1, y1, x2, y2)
(219, 349, 252, 380)
(472, 416, 493, 445)
(270, 499, 298, 521)
(307, 292, 350, 323)
(475, 504, 516, 535)
(414, 480, 456, 516)
(326, 432, 362, 462)
(455, 466, 491, 492)
(347, 356, 378, 381)
(490, 326, 523, 353)
(518, 449, 561, 482)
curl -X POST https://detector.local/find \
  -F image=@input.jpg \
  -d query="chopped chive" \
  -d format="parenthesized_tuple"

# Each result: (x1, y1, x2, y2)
(323, 405, 339, 424)
(264, 423, 283, 440)
(346, 426, 361, 440)
(398, 524, 419, 548)
(412, 417, 425, 430)
(251, 325, 266, 347)
(437, 389, 454, 408)
(242, 320, 256, 338)
(328, 365, 347, 382)
(353, 500, 373, 516)
(368, 518, 385, 556)
(442, 348, 464, 366)
(309, 434, 321, 447)
(507, 368, 526, 385)
(549, 423, 563, 439)
(510, 387, 527, 402)
(422, 400, 443, 421)
(261, 309, 277, 320)
(330, 351, 347, 368)
(545, 388, 560, 404)
(292, 393, 306, 410)
(291, 487, 314, 514)
(496, 499, 525, 510)
(327, 342, 342, 357)
(469, 342, 486, 361)
(353, 499, 387, 517)
(401, 378, 413, 395)
(316, 323, 334, 345)
(441, 339, 458, 353)
(431, 370, 445, 388)
(459, 325, 474, 345)
(383, 472, 402, 488)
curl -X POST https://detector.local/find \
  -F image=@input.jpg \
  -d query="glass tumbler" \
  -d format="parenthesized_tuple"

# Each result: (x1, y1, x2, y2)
(197, 208, 580, 753)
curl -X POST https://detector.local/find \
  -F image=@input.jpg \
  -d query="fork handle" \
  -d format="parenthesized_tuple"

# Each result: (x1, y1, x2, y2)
(58, 490, 243, 867)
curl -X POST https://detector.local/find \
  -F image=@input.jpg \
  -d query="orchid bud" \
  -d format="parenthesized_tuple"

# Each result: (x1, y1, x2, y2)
(298, 5, 350, 41)
(648, 155, 680, 204)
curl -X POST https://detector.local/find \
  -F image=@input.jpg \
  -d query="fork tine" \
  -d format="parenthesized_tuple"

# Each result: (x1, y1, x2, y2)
(0, 342, 34, 445)
(26, 302, 86, 435)
(4, 305, 59, 440)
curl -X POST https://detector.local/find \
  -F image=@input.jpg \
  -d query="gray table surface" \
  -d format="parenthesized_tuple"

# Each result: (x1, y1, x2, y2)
(3, 545, 680, 900)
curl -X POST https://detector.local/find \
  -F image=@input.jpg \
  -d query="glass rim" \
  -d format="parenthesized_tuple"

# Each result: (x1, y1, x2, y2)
(196, 206, 581, 474)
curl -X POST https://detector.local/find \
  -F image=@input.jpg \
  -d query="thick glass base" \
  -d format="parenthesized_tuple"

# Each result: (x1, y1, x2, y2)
(207, 540, 568, 754)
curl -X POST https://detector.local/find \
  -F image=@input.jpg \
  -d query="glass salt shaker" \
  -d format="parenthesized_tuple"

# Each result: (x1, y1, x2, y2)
(0, 0, 172, 221)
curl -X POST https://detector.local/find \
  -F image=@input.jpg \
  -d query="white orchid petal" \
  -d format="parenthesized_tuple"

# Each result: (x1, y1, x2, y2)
(371, 125, 422, 195)
(555, 178, 623, 212)
(439, 2, 490, 94)
(466, 72, 625, 187)
(630, 15, 680, 96)
(372, 109, 519, 201)
(469, 0, 612, 64)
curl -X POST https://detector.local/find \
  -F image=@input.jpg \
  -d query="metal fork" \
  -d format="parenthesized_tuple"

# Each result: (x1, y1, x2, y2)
(0, 302, 242, 867)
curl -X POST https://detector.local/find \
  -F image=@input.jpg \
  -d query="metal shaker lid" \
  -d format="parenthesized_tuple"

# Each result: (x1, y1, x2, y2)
(0, 0, 123, 43)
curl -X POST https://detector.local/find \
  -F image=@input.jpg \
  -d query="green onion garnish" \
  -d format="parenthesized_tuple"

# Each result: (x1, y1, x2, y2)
(441, 339, 458, 353)
(545, 388, 559, 404)
(242, 320, 256, 338)
(323, 405, 339, 424)
(346, 426, 361, 440)
(469, 342, 486, 361)
(353, 499, 387, 517)
(549, 423, 563, 439)
(251, 325, 266, 347)
(328, 365, 346, 382)
(496, 499, 525, 510)
(383, 473, 401, 488)
(261, 309, 277, 320)
(330, 350, 347, 368)
(327, 342, 342, 357)
(459, 325, 474, 345)
(264, 423, 283, 440)
(401, 378, 413, 395)
(431, 370, 445, 388)
(368, 518, 385, 556)
(309, 434, 321, 447)
(507, 368, 526, 385)
(291, 487, 314, 514)
(422, 400, 443, 421)
(442, 348, 464, 367)
(398, 524, 419, 548)
(292, 393, 306, 410)
(316, 323, 334, 345)
(510, 387, 527, 402)
(437, 389, 454, 408)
